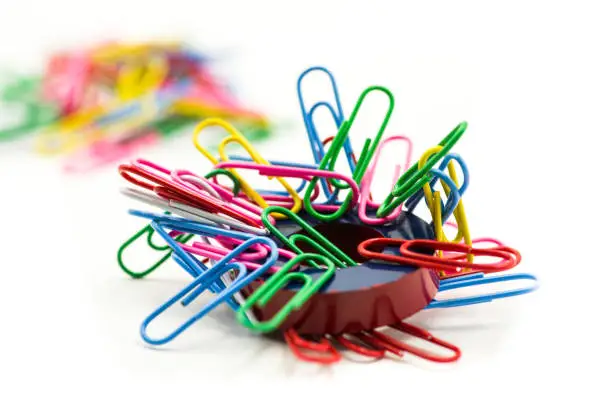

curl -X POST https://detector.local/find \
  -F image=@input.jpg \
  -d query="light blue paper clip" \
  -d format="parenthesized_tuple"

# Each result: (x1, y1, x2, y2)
(297, 66, 354, 203)
(128, 209, 256, 241)
(170, 249, 240, 310)
(426, 272, 539, 309)
(130, 209, 257, 311)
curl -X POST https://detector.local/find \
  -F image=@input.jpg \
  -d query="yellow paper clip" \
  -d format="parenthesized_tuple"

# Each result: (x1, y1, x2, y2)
(192, 118, 301, 218)
(418, 146, 472, 261)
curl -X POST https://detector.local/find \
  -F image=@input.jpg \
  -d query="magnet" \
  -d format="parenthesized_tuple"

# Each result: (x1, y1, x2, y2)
(242, 210, 439, 335)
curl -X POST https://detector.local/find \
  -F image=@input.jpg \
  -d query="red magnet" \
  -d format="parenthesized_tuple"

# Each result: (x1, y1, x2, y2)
(243, 211, 440, 335)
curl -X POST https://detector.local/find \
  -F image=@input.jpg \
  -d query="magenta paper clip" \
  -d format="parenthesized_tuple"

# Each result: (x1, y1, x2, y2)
(214, 161, 361, 213)
(358, 135, 413, 225)
(179, 237, 296, 273)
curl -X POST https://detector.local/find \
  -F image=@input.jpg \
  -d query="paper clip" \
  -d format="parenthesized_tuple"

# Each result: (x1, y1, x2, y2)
(170, 251, 240, 311)
(128, 209, 274, 299)
(329, 86, 394, 185)
(297, 66, 356, 200)
(215, 161, 360, 213)
(377, 121, 467, 218)
(284, 329, 342, 365)
(403, 153, 468, 224)
(120, 186, 265, 235)
(129, 209, 257, 243)
(358, 135, 413, 225)
(420, 151, 471, 248)
(442, 222, 504, 258)
(224, 156, 318, 196)
(426, 271, 539, 308)
(261, 206, 357, 268)
(179, 238, 295, 273)
(151, 227, 219, 291)
(117, 222, 193, 279)
(334, 333, 402, 358)
(139, 222, 278, 346)
(119, 158, 260, 227)
(297, 66, 350, 163)
(171, 168, 268, 228)
(192, 118, 302, 218)
(203, 168, 241, 196)
(151, 222, 242, 309)
(318, 135, 359, 204)
(367, 322, 461, 363)
(236, 253, 335, 332)
(358, 238, 521, 275)
(301, 86, 394, 221)
(171, 167, 267, 228)
(217, 135, 303, 214)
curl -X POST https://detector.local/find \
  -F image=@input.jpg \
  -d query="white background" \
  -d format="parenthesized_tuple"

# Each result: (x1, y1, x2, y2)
(0, 1, 609, 406)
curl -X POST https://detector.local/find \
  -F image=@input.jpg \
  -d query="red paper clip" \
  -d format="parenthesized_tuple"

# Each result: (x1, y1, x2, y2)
(118, 159, 259, 227)
(368, 322, 461, 363)
(358, 238, 520, 276)
(284, 329, 342, 365)
(335, 332, 403, 358)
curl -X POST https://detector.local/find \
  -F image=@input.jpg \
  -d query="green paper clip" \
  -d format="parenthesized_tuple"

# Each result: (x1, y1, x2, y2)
(376, 121, 467, 218)
(261, 206, 356, 268)
(117, 222, 193, 279)
(236, 253, 336, 333)
(301, 86, 394, 222)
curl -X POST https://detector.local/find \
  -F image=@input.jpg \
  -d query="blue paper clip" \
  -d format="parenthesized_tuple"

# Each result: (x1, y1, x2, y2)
(425, 272, 539, 308)
(169, 244, 240, 310)
(404, 153, 469, 222)
(143, 217, 239, 306)
(141, 221, 279, 346)
(128, 209, 255, 242)
(297, 66, 354, 203)
(405, 168, 462, 223)
(130, 209, 257, 310)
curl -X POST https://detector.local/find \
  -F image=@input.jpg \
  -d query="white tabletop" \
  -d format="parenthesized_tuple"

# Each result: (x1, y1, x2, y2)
(0, 1, 606, 406)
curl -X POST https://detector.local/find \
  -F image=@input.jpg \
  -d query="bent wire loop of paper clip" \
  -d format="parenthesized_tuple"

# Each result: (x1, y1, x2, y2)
(115, 65, 539, 365)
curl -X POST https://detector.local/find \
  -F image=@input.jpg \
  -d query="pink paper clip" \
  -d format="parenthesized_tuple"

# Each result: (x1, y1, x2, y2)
(358, 135, 413, 225)
(215, 161, 361, 213)
(178, 238, 296, 273)
(231, 179, 324, 212)
(208, 236, 271, 261)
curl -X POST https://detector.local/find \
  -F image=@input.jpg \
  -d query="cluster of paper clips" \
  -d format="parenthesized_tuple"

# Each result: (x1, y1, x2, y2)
(0, 40, 270, 172)
(117, 66, 539, 365)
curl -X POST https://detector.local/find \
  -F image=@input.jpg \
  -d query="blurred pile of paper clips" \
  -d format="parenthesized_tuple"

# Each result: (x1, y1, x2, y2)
(117, 66, 539, 365)
(0, 40, 271, 172)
